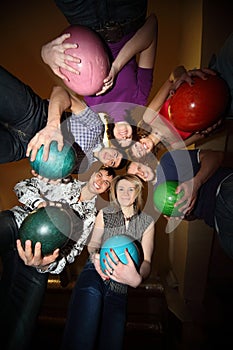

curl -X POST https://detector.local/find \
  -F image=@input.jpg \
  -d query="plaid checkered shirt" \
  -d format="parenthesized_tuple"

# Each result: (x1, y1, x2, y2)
(69, 106, 104, 168)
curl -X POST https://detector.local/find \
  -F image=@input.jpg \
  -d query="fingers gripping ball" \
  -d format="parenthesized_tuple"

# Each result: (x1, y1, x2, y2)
(168, 75, 229, 132)
(153, 181, 185, 217)
(30, 141, 76, 180)
(60, 25, 110, 96)
(19, 206, 73, 256)
(100, 235, 141, 274)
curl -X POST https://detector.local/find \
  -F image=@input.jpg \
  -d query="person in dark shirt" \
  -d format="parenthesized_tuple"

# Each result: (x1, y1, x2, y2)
(155, 149, 233, 258)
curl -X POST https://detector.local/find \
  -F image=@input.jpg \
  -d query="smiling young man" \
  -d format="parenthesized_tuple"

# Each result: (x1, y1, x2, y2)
(0, 166, 115, 350)
(16, 166, 116, 272)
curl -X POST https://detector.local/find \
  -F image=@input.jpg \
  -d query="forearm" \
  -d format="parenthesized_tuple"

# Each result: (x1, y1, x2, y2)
(146, 65, 188, 117)
(47, 86, 72, 128)
(112, 14, 157, 73)
(194, 150, 224, 190)
(139, 260, 151, 281)
(130, 260, 151, 288)
(87, 211, 104, 254)
(147, 79, 173, 115)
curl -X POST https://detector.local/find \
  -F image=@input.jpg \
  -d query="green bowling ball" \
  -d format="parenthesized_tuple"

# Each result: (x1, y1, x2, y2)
(19, 206, 72, 256)
(30, 140, 76, 180)
(153, 180, 185, 217)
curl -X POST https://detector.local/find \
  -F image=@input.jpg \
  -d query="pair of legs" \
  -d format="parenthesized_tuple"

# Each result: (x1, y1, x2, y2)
(0, 65, 48, 163)
(215, 174, 233, 259)
(0, 210, 48, 350)
(61, 260, 127, 350)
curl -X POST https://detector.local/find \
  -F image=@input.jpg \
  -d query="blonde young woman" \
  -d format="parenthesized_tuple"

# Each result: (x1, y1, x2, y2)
(61, 174, 155, 350)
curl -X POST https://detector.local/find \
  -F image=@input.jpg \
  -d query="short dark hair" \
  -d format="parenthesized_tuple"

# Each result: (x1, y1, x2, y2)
(98, 165, 116, 178)
(116, 157, 128, 169)
(115, 148, 129, 169)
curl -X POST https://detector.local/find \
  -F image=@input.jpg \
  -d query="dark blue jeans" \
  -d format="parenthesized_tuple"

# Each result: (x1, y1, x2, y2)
(0, 65, 48, 163)
(0, 210, 48, 350)
(215, 174, 233, 259)
(61, 260, 127, 350)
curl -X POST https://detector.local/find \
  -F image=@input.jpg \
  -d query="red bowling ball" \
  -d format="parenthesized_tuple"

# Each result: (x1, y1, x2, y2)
(60, 25, 110, 96)
(168, 74, 229, 132)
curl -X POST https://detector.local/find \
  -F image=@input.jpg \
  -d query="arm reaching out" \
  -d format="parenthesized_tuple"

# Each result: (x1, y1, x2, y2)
(26, 86, 72, 161)
(175, 150, 224, 214)
(96, 13, 158, 95)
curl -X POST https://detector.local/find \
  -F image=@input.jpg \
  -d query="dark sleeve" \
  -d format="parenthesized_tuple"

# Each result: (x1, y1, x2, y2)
(156, 149, 201, 186)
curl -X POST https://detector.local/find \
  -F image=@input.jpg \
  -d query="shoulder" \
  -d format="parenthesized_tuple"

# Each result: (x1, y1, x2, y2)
(161, 149, 199, 161)
(72, 178, 85, 187)
(138, 211, 154, 225)
(159, 149, 200, 169)
(71, 105, 100, 120)
(102, 205, 117, 215)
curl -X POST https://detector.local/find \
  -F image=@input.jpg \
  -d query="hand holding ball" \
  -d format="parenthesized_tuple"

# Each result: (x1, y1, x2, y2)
(153, 181, 185, 217)
(100, 235, 141, 274)
(30, 141, 76, 180)
(60, 25, 110, 96)
(168, 74, 229, 132)
(19, 206, 72, 256)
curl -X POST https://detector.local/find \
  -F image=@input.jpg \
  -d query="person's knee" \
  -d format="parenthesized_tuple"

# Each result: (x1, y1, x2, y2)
(0, 210, 18, 254)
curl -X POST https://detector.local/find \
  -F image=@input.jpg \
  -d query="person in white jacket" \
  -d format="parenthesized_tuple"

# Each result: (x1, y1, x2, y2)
(0, 165, 115, 350)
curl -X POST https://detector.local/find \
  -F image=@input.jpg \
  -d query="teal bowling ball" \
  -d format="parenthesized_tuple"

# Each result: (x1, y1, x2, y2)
(30, 141, 76, 180)
(153, 180, 185, 217)
(100, 235, 141, 274)
(19, 206, 72, 256)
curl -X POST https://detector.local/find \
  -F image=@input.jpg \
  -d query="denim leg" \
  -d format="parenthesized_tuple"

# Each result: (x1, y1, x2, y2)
(215, 174, 233, 259)
(61, 261, 104, 350)
(61, 260, 128, 350)
(97, 289, 127, 350)
(0, 210, 48, 350)
(0, 65, 48, 163)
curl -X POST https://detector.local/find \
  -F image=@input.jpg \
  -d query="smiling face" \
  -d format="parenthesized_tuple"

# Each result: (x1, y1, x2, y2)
(113, 122, 133, 147)
(130, 141, 147, 159)
(127, 162, 155, 182)
(88, 169, 113, 195)
(97, 147, 123, 168)
(116, 179, 137, 208)
(139, 136, 155, 153)
(130, 132, 162, 159)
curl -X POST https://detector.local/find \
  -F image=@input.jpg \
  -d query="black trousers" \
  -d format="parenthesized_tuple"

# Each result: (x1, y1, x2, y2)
(0, 210, 48, 350)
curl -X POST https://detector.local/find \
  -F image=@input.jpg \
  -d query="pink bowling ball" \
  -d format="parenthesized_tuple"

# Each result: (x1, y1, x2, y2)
(60, 25, 110, 96)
